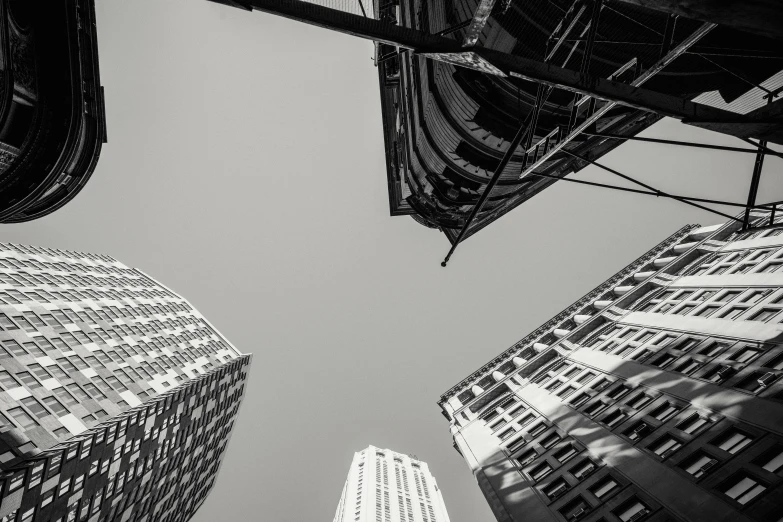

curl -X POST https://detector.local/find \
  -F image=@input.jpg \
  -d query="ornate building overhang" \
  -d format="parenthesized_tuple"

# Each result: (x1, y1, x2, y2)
(0, 0, 106, 222)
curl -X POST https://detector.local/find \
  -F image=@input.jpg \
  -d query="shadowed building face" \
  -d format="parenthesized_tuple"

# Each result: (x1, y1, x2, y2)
(439, 208, 783, 522)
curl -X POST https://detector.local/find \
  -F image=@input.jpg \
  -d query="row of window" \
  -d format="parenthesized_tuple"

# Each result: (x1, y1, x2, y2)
(636, 287, 783, 323)
(0, 360, 249, 522)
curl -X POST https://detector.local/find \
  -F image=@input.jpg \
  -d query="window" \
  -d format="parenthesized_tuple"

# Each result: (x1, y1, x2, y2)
(529, 423, 548, 437)
(518, 413, 536, 427)
(627, 394, 653, 409)
(695, 305, 720, 317)
(16, 372, 40, 388)
(766, 354, 783, 371)
(704, 365, 736, 383)
(674, 359, 701, 375)
(529, 463, 553, 481)
(0, 370, 19, 389)
(592, 379, 610, 391)
(21, 398, 48, 419)
(8, 407, 36, 429)
(571, 393, 590, 408)
(614, 498, 650, 522)
(491, 418, 508, 432)
(576, 372, 595, 384)
(585, 401, 608, 417)
(543, 478, 569, 499)
(499, 428, 515, 441)
(721, 473, 766, 505)
(603, 410, 627, 428)
(677, 414, 709, 434)
(608, 385, 631, 400)
(559, 497, 589, 520)
(482, 410, 499, 423)
(735, 371, 772, 393)
(681, 451, 718, 478)
(41, 397, 68, 416)
(558, 385, 578, 399)
(750, 308, 780, 322)
(625, 422, 653, 441)
(28, 364, 51, 381)
(554, 445, 578, 462)
(713, 429, 754, 454)
(651, 402, 681, 422)
(569, 458, 597, 479)
(700, 342, 727, 357)
(590, 476, 620, 499)
(66, 383, 90, 402)
(516, 449, 538, 467)
(649, 435, 682, 458)
(540, 433, 561, 449)
(732, 347, 761, 363)
(652, 354, 675, 368)
(54, 387, 78, 407)
(755, 446, 783, 473)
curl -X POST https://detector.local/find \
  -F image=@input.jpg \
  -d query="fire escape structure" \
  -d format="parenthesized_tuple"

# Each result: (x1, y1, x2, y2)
(209, 0, 783, 265)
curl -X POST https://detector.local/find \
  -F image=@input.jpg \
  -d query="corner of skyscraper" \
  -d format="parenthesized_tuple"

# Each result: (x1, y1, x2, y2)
(439, 207, 783, 522)
(0, 242, 252, 522)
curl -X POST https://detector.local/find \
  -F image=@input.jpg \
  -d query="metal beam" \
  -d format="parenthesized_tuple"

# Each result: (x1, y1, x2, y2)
(546, 0, 587, 62)
(742, 139, 767, 229)
(611, 0, 783, 42)
(560, 150, 744, 222)
(462, 0, 498, 47)
(583, 131, 782, 156)
(524, 170, 753, 220)
(440, 119, 532, 267)
(512, 23, 716, 180)
(214, 0, 783, 144)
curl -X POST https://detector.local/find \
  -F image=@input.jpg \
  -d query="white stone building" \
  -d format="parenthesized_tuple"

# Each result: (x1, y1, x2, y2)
(333, 445, 451, 522)
(439, 209, 783, 522)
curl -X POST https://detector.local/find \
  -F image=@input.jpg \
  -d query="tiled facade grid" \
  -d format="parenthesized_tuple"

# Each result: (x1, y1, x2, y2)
(0, 355, 250, 522)
(439, 209, 783, 522)
(0, 243, 252, 522)
(0, 242, 243, 465)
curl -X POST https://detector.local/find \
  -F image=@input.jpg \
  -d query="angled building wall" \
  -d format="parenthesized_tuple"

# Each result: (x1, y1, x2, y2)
(0, 243, 252, 522)
(439, 209, 783, 522)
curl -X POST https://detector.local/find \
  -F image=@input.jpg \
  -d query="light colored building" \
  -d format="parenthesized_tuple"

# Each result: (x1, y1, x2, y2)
(0, 242, 251, 522)
(333, 445, 451, 522)
(438, 209, 783, 522)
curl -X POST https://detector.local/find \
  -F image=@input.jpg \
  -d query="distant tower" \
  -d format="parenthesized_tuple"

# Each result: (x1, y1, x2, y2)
(0, 242, 251, 522)
(439, 207, 783, 522)
(333, 445, 451, 522)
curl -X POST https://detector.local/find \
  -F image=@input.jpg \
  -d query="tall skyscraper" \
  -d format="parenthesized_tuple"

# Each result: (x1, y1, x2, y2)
(439, 208, 783, 522)
(333, 446, 451, 522)
(0, 242, 251, 522)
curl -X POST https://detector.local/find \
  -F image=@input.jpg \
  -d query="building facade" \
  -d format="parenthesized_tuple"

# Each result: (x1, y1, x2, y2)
(0, 242, 251, 522)
(0, 0, 106, 222)
(333, 445, 451, 522)
(371, 0, 781, 242)
(439, 209, 783, 522)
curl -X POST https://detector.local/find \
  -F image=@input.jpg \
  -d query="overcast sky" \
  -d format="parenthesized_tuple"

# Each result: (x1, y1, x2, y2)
(5, 2, 783, 521)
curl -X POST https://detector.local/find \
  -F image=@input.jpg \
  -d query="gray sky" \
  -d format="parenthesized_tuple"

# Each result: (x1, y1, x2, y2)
(5, 2, 783, 521)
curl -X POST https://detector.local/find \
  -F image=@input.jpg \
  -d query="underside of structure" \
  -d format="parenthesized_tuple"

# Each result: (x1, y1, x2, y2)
(0, 0, 106, 223)
(208, 0, 783, 261)
(372, 0, 783, 247)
